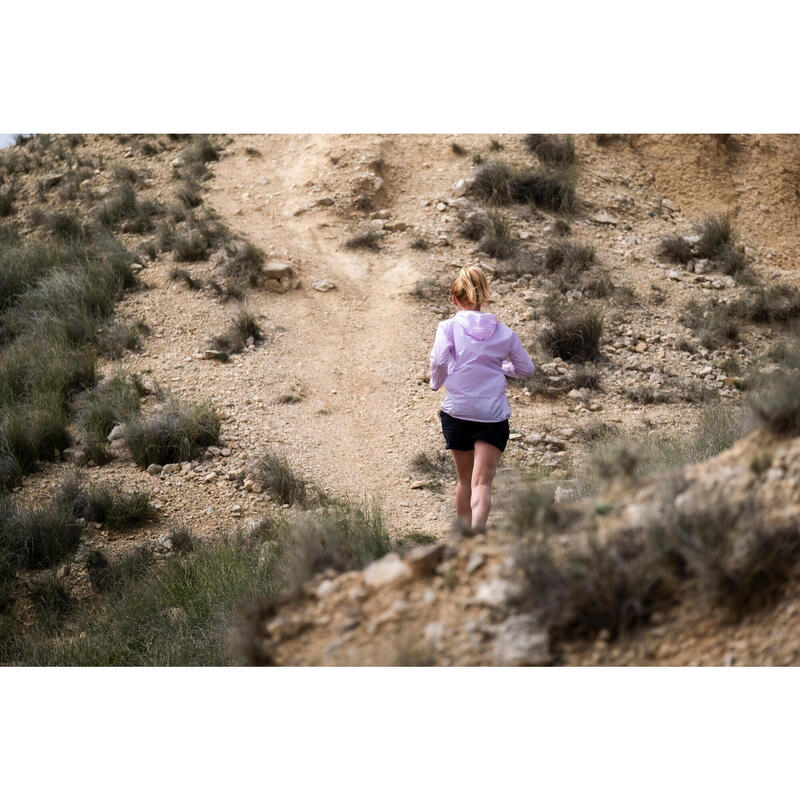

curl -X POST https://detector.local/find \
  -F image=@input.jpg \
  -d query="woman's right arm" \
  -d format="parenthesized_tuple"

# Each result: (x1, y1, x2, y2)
(429, 322, 452, 391)
(501, 332, 535, 378)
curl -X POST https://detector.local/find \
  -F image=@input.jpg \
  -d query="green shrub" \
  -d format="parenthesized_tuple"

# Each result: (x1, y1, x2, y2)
(72, 481, 156, 529)
(74, 374, 142, 463)
(657, 505, 800, 618)
(1, 493, 82, 570)
(176, 181, 203, 208)
(657, 236, 693, 264)
(517, 523, 673, 640)
(541, 305, 603, 362)
(211, 309, 262, 359)
(29, 576, 73, 618)
(221, 239, 264, 285)
(695, 214, 747, 275)
(45, 211, 84, 241)
(279, 500, 391, 592)
(751, 371, 800, 435)
(95, 182, 164, 233)
(459, 211, 517, 259)
(98, 318, 149, 360)
(250, 451, 309, 506)
(470, 161, 575, 212)
(173, 228, 211, 262)
(124, 399, 220, 468)
(524, 134, 575, 166)
(681, 299, 740, 351)
(0, 185, 16, 217)
(169, 268, 203, 291)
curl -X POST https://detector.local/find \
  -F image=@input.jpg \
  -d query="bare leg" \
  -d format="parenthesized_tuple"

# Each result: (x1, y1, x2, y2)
(470, 441, 503, 530)
(450, 449, 474, 529)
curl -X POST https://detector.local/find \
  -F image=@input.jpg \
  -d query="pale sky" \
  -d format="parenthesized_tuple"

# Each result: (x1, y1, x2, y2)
(0, 134, 18, 149)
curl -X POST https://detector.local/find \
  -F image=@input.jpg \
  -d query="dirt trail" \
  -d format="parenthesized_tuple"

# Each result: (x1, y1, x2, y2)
(206, 135, 456, 537)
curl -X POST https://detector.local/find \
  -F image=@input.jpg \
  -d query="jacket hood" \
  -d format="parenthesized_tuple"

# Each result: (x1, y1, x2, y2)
(455, 310, 498, 341)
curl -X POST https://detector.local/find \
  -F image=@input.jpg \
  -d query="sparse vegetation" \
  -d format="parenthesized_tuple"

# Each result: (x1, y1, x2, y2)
(657, 235, 693, 264)
(751, 370, 800, 435)
(541, 304, 603, 362)
(410, 450, 456, 491)
(524, 134, 575, 166)
(543, 241, 595, 288)
(73, 374, 142, 464)
(210, 309, 262, 361)
(0, 185, 17, 217)
(173, 227, 211, 262)
(95, 182, 164, 233)
(169, 267, 203, 290)
(459, 211, 517, 259)
(98, 317, 149, 360)
(220, 239, 264, 286)
(124, 399, 221, 468)
(70, 479, 156, 529)
(345, 230, 382, 251)
(681, 299, 739, 351)
(250, 451, 309, 506)
(470, 161, 575, 213)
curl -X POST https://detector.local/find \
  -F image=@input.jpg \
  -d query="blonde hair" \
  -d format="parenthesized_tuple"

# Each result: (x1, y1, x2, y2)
(451, 266, 491, 308)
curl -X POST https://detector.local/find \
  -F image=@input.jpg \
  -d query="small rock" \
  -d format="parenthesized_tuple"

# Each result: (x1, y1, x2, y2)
(315, 579, 336, 600)
(554, 486, 574, 504)
(41, 172, 66, 187)
(494, 614, 551, 666)
(146, 464, 163, 476)
(452, 178, 471, 197)
(64, 446, 88, 466)
(262, 263, 293, 280)
(312, 279, 336, 292)
(436, 202, 447, 212)
(590, 212, 618, 225)
(162, 463, 180, 475)
(363, 553, 412, 589)
(466, 553, 486, 574)
(424, 621, 445, 645)
(474, 578, 521, 608)
(405, 543, 446, 576)
(107, 424, 126, 442)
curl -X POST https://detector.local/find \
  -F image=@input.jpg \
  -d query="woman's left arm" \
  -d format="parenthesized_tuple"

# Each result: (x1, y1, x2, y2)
(429, 323, 452, 391)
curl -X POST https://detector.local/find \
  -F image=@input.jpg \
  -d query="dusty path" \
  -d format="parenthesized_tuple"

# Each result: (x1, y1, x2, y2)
(205, 134, 458, 536)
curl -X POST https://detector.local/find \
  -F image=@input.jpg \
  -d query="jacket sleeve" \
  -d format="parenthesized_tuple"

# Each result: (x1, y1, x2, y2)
(429, 322, 452, 391)
(501, 332, 536, 379)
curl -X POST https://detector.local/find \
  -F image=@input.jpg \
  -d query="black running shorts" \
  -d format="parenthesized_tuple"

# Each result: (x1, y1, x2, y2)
(439, 410, 510, 453)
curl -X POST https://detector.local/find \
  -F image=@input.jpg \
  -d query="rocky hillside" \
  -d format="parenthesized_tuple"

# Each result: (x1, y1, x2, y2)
(2, 133, 800, 664)
(247, 426, 800, 666)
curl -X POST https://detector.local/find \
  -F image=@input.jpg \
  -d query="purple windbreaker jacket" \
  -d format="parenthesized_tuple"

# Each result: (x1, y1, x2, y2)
(429, 310, 536, 423)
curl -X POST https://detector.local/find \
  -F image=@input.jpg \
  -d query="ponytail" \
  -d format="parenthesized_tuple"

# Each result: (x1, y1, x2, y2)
(451, 265, 491, 309)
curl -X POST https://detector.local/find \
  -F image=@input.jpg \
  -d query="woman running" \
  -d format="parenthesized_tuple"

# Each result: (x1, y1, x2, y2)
(429, 266, 535, 534)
